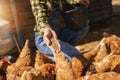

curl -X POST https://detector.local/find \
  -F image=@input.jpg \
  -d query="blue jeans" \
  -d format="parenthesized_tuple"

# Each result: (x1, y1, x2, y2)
(35, 6, 89, 61)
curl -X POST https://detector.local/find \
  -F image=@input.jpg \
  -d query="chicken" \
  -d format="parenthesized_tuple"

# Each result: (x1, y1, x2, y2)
(93, 35, 120, 73)
(34, 50, 53, 69)
(110, 54, 120, 72)
(51, 37, 75, 80)
(0, 67, 6, 80)
(7, 65, 33, 77)
(7, 74, 20, 80)
(36, 63, 56, 80)
(93, 52, 120, 73)
(21, 69, 42, 80)
(94, 42, 109, 62)
(113, 63, 120, 73)
(15, 44, 55, 80)
(21, 63, 56, 80)
(54, 52, 75, 80)
(7, 63, 33, 80)
(106, 35, 120, 55)
(77, 72, 120, 80)
(83, 37, 106, 63)
(7, 40, 33, 79)
(72, 54, 88, 78)
(34, 51, 55, 80)
(72, 37, 106, 78)
(0, 57, 10, 80)
(15, 40, 32, 66)
(72, 50, 99, 78)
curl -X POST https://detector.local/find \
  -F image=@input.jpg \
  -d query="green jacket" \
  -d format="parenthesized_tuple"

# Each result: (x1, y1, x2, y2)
(30, 0, 78, 35)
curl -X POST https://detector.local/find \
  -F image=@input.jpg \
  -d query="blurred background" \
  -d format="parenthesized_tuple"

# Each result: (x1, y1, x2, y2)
(0, 0, 120, 55)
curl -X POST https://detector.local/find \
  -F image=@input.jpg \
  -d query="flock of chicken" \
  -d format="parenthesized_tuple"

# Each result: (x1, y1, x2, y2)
(0, 34, 120, 80)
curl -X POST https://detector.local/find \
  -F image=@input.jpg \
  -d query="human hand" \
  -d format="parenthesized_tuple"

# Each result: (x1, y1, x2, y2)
(43, 27, 61, 53)
(75, 0, 90, 7)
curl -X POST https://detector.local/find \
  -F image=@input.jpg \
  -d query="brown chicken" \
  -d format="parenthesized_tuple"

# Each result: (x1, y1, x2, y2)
(93, 35, 120, 73)
(7, 39, 56, 80)
(110, 54, 120, 73)
(34, 50, 53, 69)
(72, 54, 88, 78)
(51, 37, 75, 80)
(72, 37, 106, 78)
(7, 65, 33, 77)
(7, 40, 33, 80)
(0, 64, 6, 80)
(93, 52, 120, 73)
(21, 63, 56, 80)
(7, 74, 20, 80)
(83, 37, 106, 63)
(0, 57, 10, 80)
(21, 69, 42, 80)
(77, 71, 120, 80)
(15, 40, 32, 66)
(20, 48, 55, 80)
(94, 42, 109, 62)
(106, 35, 120, 55)
(72, 49, 100, 79)
(55, 53, 75, 80)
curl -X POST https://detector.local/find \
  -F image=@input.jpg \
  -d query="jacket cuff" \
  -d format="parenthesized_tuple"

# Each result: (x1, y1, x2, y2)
(67, 0, 77, 4)
(37, 24, 50, 35)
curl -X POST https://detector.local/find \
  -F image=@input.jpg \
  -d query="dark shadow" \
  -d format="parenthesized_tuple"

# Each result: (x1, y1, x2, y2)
(78, 1, 120, 45)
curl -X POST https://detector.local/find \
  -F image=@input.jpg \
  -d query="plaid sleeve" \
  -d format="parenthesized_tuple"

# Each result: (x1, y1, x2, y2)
(30, 0, 50, 35)
(67, 0, 77, 4)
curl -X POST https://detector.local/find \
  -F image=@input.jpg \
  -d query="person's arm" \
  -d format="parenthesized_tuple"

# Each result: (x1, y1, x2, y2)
(30, 0, 50, 35)
(30, 0, 61, 53)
